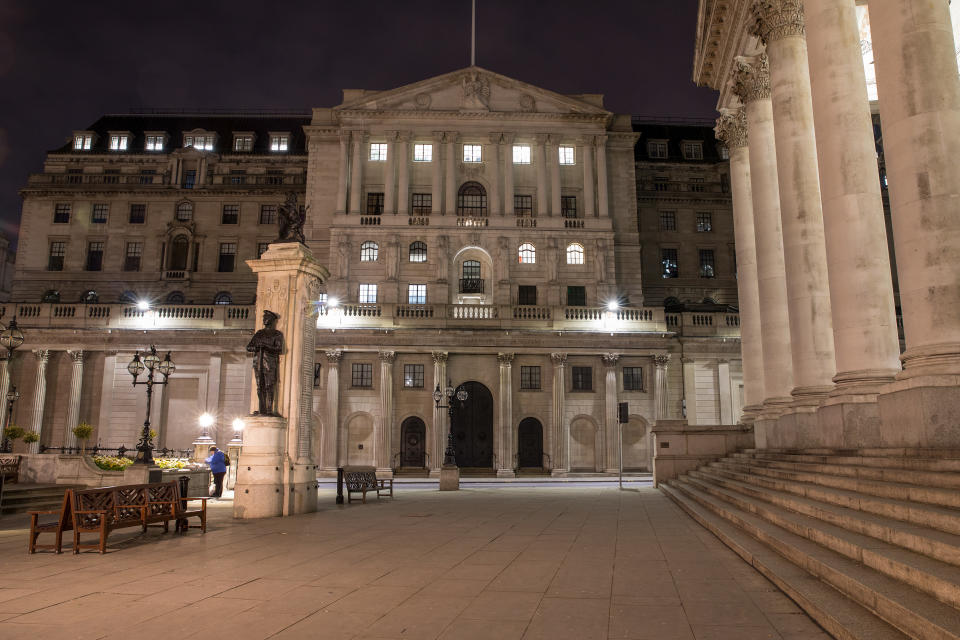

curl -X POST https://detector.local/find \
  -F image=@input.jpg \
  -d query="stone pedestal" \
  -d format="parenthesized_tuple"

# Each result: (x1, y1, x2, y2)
(878, 380, 960, 449)
(439, 464, 460, 491)
(233, 416, 285, 519)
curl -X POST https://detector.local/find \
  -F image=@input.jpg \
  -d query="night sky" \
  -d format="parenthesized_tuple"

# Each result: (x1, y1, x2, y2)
(0, 0, 718, 245)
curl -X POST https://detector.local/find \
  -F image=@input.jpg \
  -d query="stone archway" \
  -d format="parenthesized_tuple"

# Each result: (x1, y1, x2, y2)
(450, 381, 493, 468)
(400, 417, 426, 468)
(517, 417, 544, 468)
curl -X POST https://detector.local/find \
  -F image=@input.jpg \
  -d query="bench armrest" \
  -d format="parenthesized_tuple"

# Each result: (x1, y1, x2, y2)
(28, 509, 61, 516)
(75, 509, 109, 515)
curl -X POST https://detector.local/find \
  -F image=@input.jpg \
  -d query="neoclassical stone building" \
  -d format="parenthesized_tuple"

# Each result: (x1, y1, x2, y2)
(6, 67, 743, 476)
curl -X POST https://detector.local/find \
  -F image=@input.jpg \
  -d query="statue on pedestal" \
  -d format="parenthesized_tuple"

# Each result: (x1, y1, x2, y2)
(276, 192, 307, 244)
(247, 310, 285, 416)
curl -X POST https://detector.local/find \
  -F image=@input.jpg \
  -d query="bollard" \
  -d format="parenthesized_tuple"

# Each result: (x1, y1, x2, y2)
(177, 475, 190, 532)
(336, 467, 344, 504)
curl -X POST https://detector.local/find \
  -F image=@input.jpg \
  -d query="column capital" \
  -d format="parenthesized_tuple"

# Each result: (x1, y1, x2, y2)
(67, 349, 85, 363)
(732, 55, 771, 104)
(432, 130, 446, 143)
(378, 350, 396, 364)
(350, 130, 368, 144)
(324, 349, 343, 363)
(384, 130, 400, 142)
(103, 349, 119, 357)
(593, 134, 608, 148)
(718, 358, 730, 365)
(431, 351, 448, 364)
(497, 352, 515, 366)
(489, 132, 505, 145)
(715, 109, 748, 149)
(750, 0, 804, 45)
(550, 352, 568, 366)
(654, 353, 671, 367)
(396, 131, 413, 143)
(534, 133, 550, 145)
(444, 131, 460, 144)
(501, 132, 516, 144)
(32, 349, 50, 364)
(601, 353, 620, 367)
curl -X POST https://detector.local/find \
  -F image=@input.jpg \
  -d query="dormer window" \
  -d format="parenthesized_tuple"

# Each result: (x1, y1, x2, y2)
(682, 141, 704, 160)
(184, 133, 214, 151)
(109, 134, 130, 151)
(648, 140, 668, 159)
(73, 133, 93, 151)
(269, 134, 289, 152)
(234, 134, 254, 152)
(145, 133, 166, 151)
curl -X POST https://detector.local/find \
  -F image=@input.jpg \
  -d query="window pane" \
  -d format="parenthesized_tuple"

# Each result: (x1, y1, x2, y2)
(512, 144, 531, 164)
(661, 248, 679, 278)
(360, 241, 379, 262)
(129, 204, 146, 224)
(359, 284, 378, 303)
(514, 195, 533, 217)
(222, 204, 240, 224)
(558, 146, 575, 165)
(91, 203, 109, 223)
(699, 249, 715, 278)
(411, 194, 431, 215)
(518, 243, 536, 264)
(561, 196, 577, 218)
(407, 284, 426, 305)
(413, 144, 432, 162)
(259, 205, 277, 224)
(370, 143, 388, 161)
(218, 243, 237, 273)
(366, 192, 384, 215)
(567, 286, 586, 306)
(463, 144, 482, 162)
(86, 242, 104, 271)
(48, 241, 66, 271)
(572, 366, 592, 391)
(566, 243, 584, 265)
(54, 203, 71, 224)
(696, 212, 712, 232)
(623, 367, 644, 391)
(176, 202, 193, 221)
(660, 211, 677, 231)
(352, 363, 373, 388)
(520, 366, 541, 390)
(409, 241, 427, 262)
(403, 364, 424, 388)
(518, 285, 537, 305)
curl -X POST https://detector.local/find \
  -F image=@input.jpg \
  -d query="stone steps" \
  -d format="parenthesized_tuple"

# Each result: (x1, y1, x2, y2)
(736, 450, 960, 473)
(734, 454, 960, 490)
(0, 484, 78, 514)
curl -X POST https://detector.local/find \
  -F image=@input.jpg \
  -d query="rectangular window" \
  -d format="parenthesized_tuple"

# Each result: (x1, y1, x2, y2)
(270, 135, 289, 152)
(623, 366, 644, 391)
(648, 141, 667, 159)
(407, 284, 426, 305)
(520, 366, 541, 390)
(145, 135, 164, 151)
(699, 249, 716, 278)
(567, 285, 586, 306)
(512, 144, 531, 164)
(369, 143, 388, 161)
(259, 205, 277, 224)
(690, 177, 706, 192)
(720, 146, 730, 160)
(359, 283, 378, 304)
(351, 363, 373, 388)
(257, 242, 269, 258)
(366, 192, 384, 215)
(124, 241, 143, 272)
(54, 203, 71, 224)
(660, 211, 677, 231)
(85, 241, 104, 271)
(683, 142, 704, 160)
(221, 204, 240, 224)
(91, 203, 109, 224)
(403, 364, 424, 388)
(218, 243, 237, 272)
(109, 134, 129, 151)
(572, 366, 593, 391)
(234, 135, 253, 152)
(558, 145, 575, 165)
(662, 248, 679, 278)
(129, 204, 146, 224)
(411, 193, 431, 215)
(463, 144, 482, 162)
(696, 212, 712, 232)
(561, 195, 577, 218)
(183, 170, 196, 189)
(654, 176, 669, 191)
(518, 285, 537, 306)
(185, 135, 214, 151)
(73, 134, 92, 150)
(229, 170, 246, 185)
(48, 241, 66, 271)
(413, 143, 432, 162)
(514, 195, 533, 217)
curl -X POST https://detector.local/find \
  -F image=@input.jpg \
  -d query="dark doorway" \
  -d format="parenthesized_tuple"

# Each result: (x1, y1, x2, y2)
(450, 381, 493, 468)
(517, 418, 544, 468)
(400, 417, 426, 468)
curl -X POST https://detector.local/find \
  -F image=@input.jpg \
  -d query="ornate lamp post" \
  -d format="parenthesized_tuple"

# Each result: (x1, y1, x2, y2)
(433, 379, 468, 466)
(1, 386, 19, 453)
(0, 318, 24, 454)
(127, 346, 175, 465)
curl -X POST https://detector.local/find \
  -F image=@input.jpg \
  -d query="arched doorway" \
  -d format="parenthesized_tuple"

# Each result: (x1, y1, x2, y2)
(517, 418, 543, 468)
(400, 417, 426, 468)
(450, 381, 493, 468)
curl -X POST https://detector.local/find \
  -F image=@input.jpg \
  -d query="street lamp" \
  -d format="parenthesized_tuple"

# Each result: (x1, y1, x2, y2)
(0, 317, 25, 454)
(433, 379, 468, 466)
(0, 386, 19, 453)
(230, 417, 245, 445)
(127, 346, 175, 465)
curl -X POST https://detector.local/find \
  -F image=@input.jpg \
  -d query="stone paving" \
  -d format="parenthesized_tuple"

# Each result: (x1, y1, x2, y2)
(0, 486, 829, 640)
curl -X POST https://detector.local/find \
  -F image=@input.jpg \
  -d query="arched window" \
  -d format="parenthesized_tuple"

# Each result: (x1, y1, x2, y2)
(457, 182, 487, 217)
(360, 241, 379, 262)
(175, 201, 193, 221)
(169, 235, 189, 271)
(409, 241, 427, 263)
(166, 291, 185, 304)
(462, 260, 481, 279)
(664, 297, 681, 310)
(42, 289, 60, 303)
(80, 290, 98, 303)
(702, 297, 717, 305)
(518, 243, 536, 264)
(119, 290, 137, 303)
(566, 243, 584, 265)
(214, 291, 232, 305)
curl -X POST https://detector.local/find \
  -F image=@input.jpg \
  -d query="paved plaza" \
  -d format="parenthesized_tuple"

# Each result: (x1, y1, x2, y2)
(0, 486, 828, 640)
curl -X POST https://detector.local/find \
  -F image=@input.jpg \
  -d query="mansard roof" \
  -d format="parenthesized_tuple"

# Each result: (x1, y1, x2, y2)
(632, 120, 726, 163)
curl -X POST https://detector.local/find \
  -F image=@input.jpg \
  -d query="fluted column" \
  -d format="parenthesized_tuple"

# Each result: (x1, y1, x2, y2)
(397, 133, 410, 216)
(0, 357, 9, 430)
(488, 133, 502, 216)
(336, 132, 349, 214)
(502, 134, 515, 216)
(349, 132, 364, 214)
(602, 353, 620, 473)
(376, 351, 395, 474)
(497, 353, 514, 476)
(535, 134, 548, 217)
(716, 110, 766, 419)
(595, 135, 610, 218)
(718, 360, 733, 424)
(445, 133, 457, 214)
(29, 349, 50, 453)
(431, 132, 443, 215)
(431, 352, 448, 473)
(682, 357, 698, 425)
(732, 56, 795, 413)
(383, 131, 397, 215)
(64, 350, 85, 449)
(582, 139, 596, 218)
(550, 353, 568, 474)
(654, 354, 670, 420)
(324, 350, 342, 470)
(751, 2, 836, 404)
(549, 136, 562, 216)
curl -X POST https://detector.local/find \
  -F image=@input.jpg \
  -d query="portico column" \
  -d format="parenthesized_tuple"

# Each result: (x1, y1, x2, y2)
(602, 353, 620, 473)
(445, 133, 457, 214)
(682, 357, 698, 425)
(595, 135, 610, 218)
(384, 131, 397, 215)
(535, 134, 549, 217)
(336, 132, 349, 214)
(29, 349, 50, 453)
(715, 110, 766, 421)
(549, 136, 562, 216)
(349, 132, 364, 214)
(397, 133, 410, 216)
(550, 353, 568, 474)
(751, 2, 837, 407)
(654, 354, 670, 420)
(488, 134, 502, 216)
(582, 139, 596, 218)
(431, 352, 448, 473)
(502, 134, 515, 216)
(732, 56, 795, 418)
(376, 351, 395, 475)
(497, 353, 514, 477)
(431, 132, 443, 215)
(718, 360, 733, 424)
(324, 350, 342, 471)
(64, 350, 84, 449)
(0, 357, 9, 428)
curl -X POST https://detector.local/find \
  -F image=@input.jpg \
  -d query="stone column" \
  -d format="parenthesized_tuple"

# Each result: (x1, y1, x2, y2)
(323, 350, 341, 472)
(582, 138, 596, 218)
(64, 350, 85, 449)
(0, 357, 9, 430)
(502, 134, 515, 216)
(497, 353, 514, 477)
(349, 131, 364, 214)
(682, 357, 698, 426)
(97, 351, 117, 448)
(715, 110, 766, 421)
(487, 134, 502, 216)
(431, 132, 443, 215)
(654, 354, 670, 420)
(718, 360, 733, 425)
(431, 351, 448, 474)
(595, 135, 610, 218)
(376, 351, 395, 476)
(549, 136, 562, 216)
(602, 353, 620, 473)
(535, 134, 549, 217)
(29, 349, 50, 453)
(384, 131, 397, 215)
(732, 56, 795, 425)
(336, 132, 349, 214)
(550, 353, 568, 475)
(751, 3, 837, 413)
(445, 133, 457, 214)
(397, 134, 410, 216)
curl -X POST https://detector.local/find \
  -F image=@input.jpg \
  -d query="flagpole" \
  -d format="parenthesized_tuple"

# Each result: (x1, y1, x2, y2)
(471, 0, 476, 66)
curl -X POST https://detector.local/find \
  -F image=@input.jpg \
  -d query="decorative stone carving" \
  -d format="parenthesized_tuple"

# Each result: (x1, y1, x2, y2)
(601, 353, 620, 367)
(324, 349, 343, 364)
(750, 0, 805, 44)
(414, 92, 431, 109)
(337, 236, 351, 279)
(595, 239, 607, 283)
(260, 278, 289, 313)
(378, 350, 396, 364)
(550, 353, 568, 366)
(654, 353, 671, 367)
(386, 237, 399, 281)
(276, 192, 307, 245)
(546, 240, 559, 283)
(247, 310, 284, 416)
(715, 109, 748, 149)
(731, 55, 771, 104)
(33, 349, 50, 364)
(497, 353, 515, 366)
(436, 235, 449, 283)
(67, 349, 85, 363)
(519, 93, 536, 112)
(461, 70, 490, 110)
(431, 351, 449, 364)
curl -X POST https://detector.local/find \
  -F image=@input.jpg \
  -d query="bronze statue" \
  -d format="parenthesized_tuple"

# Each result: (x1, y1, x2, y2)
(247, 310, 285, 416)
(276, 192, 307, 244)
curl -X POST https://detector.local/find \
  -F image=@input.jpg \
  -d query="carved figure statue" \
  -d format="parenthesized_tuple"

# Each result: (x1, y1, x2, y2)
(337, 236, 350, 279)
(596, 239, 607, 283)
(247, 310, 285, 416)
(547, 241, 559, 283)
(461, 71, 491, 110)
(276, 192, 307, 244)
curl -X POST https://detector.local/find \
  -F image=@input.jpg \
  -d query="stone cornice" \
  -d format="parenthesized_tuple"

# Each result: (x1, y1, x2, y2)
(731, 54, 770, 104)
(714, 109, 748, 148)
(337, 108, 611, 125)
(749, 0, 804, 45)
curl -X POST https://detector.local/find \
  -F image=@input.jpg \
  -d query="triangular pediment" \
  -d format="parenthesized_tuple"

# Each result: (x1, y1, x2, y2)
(334, 66, 611, 118)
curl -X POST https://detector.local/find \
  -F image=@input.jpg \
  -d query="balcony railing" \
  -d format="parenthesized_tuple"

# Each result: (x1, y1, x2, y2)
(7, 303, 252, 330)
(459, 278, 485, 294)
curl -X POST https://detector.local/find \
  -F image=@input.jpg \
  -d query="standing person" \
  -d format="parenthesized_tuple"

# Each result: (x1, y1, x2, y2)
(205, 446, 227, 498)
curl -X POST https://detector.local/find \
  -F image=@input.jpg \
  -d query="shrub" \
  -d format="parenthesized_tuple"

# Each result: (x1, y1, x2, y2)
(92, 455, 134, 471)
(154, 458, 187, 470)
(72, 422, 94, 441)
(3, 425, 24, 441)
(21, 431, 39, 444)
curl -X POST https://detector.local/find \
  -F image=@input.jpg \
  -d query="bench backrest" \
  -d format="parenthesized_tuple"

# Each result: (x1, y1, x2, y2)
(0, 454, 20, 470)
(73, 481, 178, 527)
(344, 468, 378, 490)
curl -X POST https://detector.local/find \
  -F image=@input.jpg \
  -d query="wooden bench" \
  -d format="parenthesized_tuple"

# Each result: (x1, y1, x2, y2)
(344, 467, 394, 503)
(28, 489, 74, 554)
(0, 454, 20, 484)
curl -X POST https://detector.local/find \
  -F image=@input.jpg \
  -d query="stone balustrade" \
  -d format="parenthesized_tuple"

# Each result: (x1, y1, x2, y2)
(5, 302, 253, 330)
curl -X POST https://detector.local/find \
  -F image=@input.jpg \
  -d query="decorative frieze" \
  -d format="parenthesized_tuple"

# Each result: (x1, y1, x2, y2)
(731, 55, 771, 104)
(750, 0, 804, 44)
(715, 109, 748, 149)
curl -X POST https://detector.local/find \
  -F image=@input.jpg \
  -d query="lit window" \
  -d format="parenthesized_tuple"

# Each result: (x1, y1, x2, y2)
(648, 141, 668, 159)
(270, 135, 289, 152)
(145, 135, 164, 151)
(404, 364, 424, 388)
(558, 145, 575, 165)
(48, 241, 66, 271)
(699, 249, 715, 278)
(176, 202, 193, 221)
(696, 212, 712, 232)
(352, 363, 373, 388)
(73, 134, 93, 150)
(109, 135, 129, 151)
(359, 283, 378, 303)
(85, 241, 104, 271)
(125, 242, 143, 272)
(683, 142, 704, 160)
(234, 135, 253, 152)
(369, 143, 388, 161)
(407, 284, 426, 305)
(512, 144, 531, 164)
(91, 203, 109, 224)
(218, 243, 237, 272)
(518, 243, 536, 264)
(662, 248, 679, 278)
(221, 204, 240, 224)
(185, 135, 214, 151)
(53, 203, 71, 224)
(413, 143, 433, 162)
(411, 194, 431, 215)
(360, 241, 379, 262)
(409, 241, 427, 263)
(660, 211, 676, 231)
(463, 144, 482, 163)
(259, 205, 277, 224)
(623, 367, 644, 391)
(566, 243, 584, 265)
(214, 291, 233, 305)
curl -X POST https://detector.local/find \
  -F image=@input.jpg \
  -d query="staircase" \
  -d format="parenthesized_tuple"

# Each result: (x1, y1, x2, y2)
(661, 449, 960, 640)
(0, 483, 81, 514)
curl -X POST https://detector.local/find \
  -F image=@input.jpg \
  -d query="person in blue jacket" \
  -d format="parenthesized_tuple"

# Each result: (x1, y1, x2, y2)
(205, 446, 227, 498)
